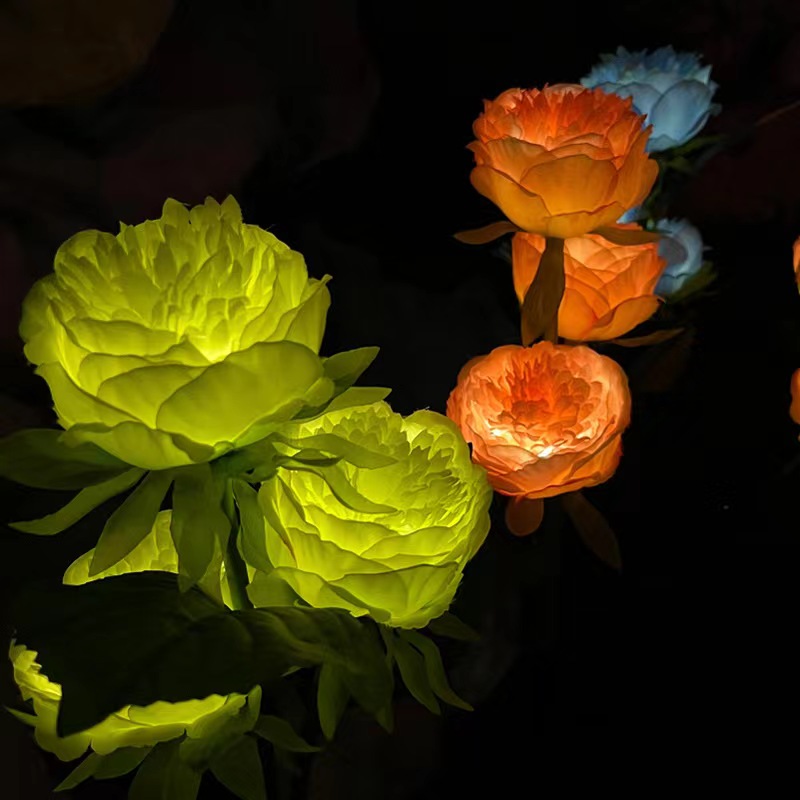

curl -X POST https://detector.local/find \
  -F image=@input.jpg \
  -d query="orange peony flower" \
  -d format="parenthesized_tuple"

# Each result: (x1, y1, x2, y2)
(446, 343, 631, 500)
(469, 85, 658, 238)
(512, 225, 666, 341)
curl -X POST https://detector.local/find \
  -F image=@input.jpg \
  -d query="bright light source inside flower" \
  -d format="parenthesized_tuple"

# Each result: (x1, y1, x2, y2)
(447, 343, 631, 500)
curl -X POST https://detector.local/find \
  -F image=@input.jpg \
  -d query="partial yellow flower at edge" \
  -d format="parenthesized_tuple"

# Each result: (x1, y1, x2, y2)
(10, 511, 247, 761)
(9, 642, 248, 762)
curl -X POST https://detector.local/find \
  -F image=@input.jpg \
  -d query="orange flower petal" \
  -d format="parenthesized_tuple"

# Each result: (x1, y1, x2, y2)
(790, 369, 800, 425)
(470, 166, 551, 232)
(519, 155, 619, 215)
(584, 296, 662, 341)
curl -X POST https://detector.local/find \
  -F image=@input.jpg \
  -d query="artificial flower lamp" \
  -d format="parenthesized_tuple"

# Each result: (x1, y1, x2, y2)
(446, 343, 631, 501)
(251, 402, 492, 629)
(469, 84, 658, 238)
(582, 46, 719, 152)
(793, 236, 800, 285)
(512, 224, 666, 341)
(654, 218, 708, 299)
(9, 511, 250, 763)
(19, 196, 333, 470)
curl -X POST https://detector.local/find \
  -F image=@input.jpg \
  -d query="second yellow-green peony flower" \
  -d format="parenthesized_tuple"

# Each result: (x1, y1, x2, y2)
(19, 196, 334, 470)
(250, 402, 493, 629)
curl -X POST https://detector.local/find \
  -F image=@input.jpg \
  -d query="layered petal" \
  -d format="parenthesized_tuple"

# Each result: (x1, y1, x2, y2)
(447, 343, 631, 501)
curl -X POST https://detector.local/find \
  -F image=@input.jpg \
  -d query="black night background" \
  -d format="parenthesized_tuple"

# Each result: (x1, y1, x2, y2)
(1, 1, 798, 796)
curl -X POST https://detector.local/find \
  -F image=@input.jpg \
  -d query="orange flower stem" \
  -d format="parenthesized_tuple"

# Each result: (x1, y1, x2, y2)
(542, 236, 564, 344)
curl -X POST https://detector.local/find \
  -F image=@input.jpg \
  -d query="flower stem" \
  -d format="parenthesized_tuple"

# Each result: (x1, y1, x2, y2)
(222, 482, 253, 610)
(542, 236, 564, 344)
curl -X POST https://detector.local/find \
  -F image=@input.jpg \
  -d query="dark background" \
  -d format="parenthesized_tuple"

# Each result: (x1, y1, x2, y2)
(1, 0, 799, 795)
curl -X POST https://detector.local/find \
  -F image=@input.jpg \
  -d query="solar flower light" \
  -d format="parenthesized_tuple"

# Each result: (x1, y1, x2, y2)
(1, 198, 493, 797)
(451, 84, 672, 557)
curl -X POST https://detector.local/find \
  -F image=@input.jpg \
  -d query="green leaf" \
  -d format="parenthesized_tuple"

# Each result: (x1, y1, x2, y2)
(10, 468, 144, 535)
(253, 715, 319, 753)
(317, 663, 350, 741)
(56, 746, 152, 790)
(179, 687, 261, 771)
(320, 386, 391, 414)
(233, 479, 273, 573)
(210, 736, 266, 800)
(520, 236, 565, 345)
(323, 347, 379, 392)
(388, 630, 440, 715)
(273, 432, 396, 469)
(12, 572, 391, 737)
(401, 631, 472, 711)
(55, 753, 102, 791)
(292, 385, 392, 422)
(592, 226, 661, 246)
(427, 612, 480, 642)
(283, 464, 396, 514)
(0, 429, 129, 490)
(94, 746, 152, 780)
(561, 491, 622, 571)
(453, 220, 519, 245)
(171, 464, 230, 590)
(89, 470, 174, 575)
(129, 741, 201, 800)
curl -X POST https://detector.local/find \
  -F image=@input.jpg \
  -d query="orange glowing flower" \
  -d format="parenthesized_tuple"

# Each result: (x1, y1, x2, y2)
(790, 369, 800, 425)
(469, 85, 658, 238)
(793, 237, 800, 282)
(512, 225, 666, 341)
(446, 343, 631, 500)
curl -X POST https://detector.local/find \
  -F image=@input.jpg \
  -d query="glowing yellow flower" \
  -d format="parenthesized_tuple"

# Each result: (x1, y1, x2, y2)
(251, 402, 492, 628)
(19, 196, 333, 470)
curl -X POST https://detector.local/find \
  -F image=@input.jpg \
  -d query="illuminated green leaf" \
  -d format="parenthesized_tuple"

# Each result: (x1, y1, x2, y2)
(284, 464, 396, 514)
(401, 630, 472, 711)
(129, 741, 201, 800)
(254, 715, 319, 753)
(10, 468, 144, 535)
(273, 432, 396, 469)
(294, 386, 391, 420)
(171, 464, 230, 590)
(179, 687, 261, 770)
(317, 663, 349, 741)
(427, 612, 480, 642)
(13, 573, 390, 737)
(54, 752, 101, 791)
(0, 429, 128, 489)
(55, 747, 151, 791)
(210, 736, 266, 800)
(323, 347, 379, 391)
(89, 470, 174, 575)
(233, 480, 272, 574)
(387, 630, 440, 714)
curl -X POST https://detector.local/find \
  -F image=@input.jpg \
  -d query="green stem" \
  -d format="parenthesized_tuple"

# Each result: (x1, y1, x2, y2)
(222, 482, 253, 610)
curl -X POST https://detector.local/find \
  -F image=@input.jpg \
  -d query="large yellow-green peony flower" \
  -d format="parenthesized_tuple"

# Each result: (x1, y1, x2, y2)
(10, 511, 248, 762)
(19, 196, 334, 470)
(251, 402, 492, 629)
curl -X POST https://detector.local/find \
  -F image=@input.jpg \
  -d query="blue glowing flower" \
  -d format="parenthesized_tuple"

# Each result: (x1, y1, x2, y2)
(654, 218, 705, 297)
(581, 46, 719, 152)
